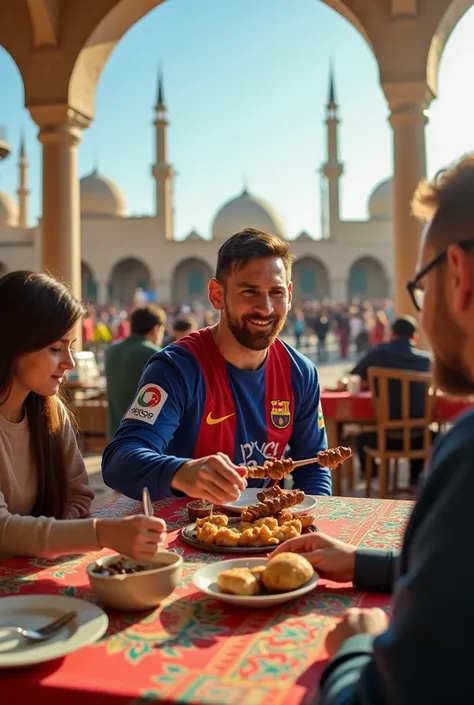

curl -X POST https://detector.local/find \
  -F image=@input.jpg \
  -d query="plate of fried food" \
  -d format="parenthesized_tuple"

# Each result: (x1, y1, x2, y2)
(193, 553, 319, 607)
(181, 510, 316, 554)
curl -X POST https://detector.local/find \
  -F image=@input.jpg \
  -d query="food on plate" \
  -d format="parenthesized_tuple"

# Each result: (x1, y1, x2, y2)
(241, 489, 305, 522)
(262, 553, 314, 593)
(276, 511, 313, 528)
(193, 512, 307, 548)
(92, 559, 155, 576)
(216, 554, 314, 597)
(217, 567, 261, 596)
(244, 446, 352, 480)
(196, 514, 228, 528)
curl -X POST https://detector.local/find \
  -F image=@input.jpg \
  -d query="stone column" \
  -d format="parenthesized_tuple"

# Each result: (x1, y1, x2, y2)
(384, 83, 433, 318)
(30, 106, 89, 301)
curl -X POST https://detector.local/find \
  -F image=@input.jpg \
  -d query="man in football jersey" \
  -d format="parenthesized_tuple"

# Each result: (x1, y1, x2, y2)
(102, 228, 332, 502)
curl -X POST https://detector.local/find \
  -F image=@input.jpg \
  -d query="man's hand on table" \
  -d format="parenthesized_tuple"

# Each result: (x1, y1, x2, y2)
(272, 532, 357, 583)
(171, 453, 247, 504)
(325, 607, 389, 656)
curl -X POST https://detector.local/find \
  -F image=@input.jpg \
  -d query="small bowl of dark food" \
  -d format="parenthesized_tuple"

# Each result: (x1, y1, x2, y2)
(187, 500, 213, 523)
(86, 553, 183, 611)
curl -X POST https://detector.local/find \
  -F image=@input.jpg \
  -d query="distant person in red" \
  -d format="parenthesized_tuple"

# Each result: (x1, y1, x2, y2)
(370, 310, 388, 347)
(81, 309, 95, 348)
(114, 311, 131, 341)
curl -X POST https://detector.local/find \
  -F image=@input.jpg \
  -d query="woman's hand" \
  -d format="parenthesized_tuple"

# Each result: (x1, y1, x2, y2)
(95, 515, 167, 560)
(271, 532, 357, 583)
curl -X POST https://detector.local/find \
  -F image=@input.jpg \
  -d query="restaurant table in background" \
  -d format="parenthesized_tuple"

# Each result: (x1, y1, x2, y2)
(0, 496, 413, 705)
(321, 391, 474, 495)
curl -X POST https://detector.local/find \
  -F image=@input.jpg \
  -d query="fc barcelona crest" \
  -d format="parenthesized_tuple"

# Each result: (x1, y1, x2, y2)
(270, 400, 291, 429)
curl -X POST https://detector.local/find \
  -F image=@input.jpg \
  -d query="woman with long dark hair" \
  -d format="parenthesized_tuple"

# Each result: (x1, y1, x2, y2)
(0, 271, 166, 560)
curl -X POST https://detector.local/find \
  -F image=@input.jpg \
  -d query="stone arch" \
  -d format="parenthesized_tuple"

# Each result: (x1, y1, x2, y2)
(172, 258, 213, 306)
(427, 0, 474, 93)
(292, 257, 330, 302)
(70, 0, 167, 117)
(348, 257, 388, 301)
(81, 261, 97, 303)
(109, 257, 152, 306)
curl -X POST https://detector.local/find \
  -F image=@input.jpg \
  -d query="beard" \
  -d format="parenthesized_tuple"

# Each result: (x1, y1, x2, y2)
(224, 303, 287, 351)
(430, 289, 474, 397)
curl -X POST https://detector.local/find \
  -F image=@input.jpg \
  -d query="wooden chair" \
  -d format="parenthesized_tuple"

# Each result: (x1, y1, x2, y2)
(365, 367, 435, 498)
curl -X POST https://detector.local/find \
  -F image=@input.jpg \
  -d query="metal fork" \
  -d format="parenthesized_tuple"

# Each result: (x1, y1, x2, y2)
(0, 610, 77, 642)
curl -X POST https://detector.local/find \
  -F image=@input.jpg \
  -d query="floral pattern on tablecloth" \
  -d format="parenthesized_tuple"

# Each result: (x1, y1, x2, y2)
(0, 495, 412, 705)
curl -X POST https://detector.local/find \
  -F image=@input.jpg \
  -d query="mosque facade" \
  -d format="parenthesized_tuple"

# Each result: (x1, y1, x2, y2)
(0, 69, 394, 307)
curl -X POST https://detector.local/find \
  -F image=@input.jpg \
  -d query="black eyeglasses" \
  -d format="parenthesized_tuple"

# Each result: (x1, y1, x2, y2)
(406, 239, 474, 312)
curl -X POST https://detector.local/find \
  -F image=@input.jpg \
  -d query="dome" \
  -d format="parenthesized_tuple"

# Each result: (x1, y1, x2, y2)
(212, 188, 285, 240)
(80, 169, 127, 218)
(368, 177, 393, 221)
(0, 190, 18, 227)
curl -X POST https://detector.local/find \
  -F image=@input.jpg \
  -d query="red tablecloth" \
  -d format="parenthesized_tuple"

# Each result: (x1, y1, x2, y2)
(0, 496, 413, 705)
(321, 391, 474, 424)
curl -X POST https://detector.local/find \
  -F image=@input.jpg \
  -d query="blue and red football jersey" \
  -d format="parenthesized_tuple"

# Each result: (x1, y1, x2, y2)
(102, 327, 332, 501)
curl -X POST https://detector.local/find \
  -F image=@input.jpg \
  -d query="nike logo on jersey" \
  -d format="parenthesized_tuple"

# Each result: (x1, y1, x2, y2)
(206, 412, 235, 426)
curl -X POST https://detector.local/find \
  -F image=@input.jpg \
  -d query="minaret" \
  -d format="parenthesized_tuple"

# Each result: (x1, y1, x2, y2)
(17, 133, 29, 227)
(152, 66, 174, 240)
(321, 63, 343, 236)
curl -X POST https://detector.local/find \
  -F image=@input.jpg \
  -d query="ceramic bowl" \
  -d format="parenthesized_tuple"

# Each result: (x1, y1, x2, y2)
(86, 552, 183, 611)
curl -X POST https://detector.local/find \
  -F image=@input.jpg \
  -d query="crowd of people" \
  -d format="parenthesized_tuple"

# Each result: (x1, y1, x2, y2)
(81, 292, 395, 367)
(2, 153, 474, 703)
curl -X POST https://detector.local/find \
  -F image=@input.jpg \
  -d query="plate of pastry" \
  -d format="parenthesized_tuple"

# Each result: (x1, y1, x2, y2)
(193, 554, 319, 607)
(181, 509, 317, 554)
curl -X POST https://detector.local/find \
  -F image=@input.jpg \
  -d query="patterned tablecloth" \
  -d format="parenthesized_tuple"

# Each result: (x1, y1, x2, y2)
(0, 496, 413, 705)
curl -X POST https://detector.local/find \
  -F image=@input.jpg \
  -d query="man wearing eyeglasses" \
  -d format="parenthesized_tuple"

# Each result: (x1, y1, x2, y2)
(278, 155, 474, 705)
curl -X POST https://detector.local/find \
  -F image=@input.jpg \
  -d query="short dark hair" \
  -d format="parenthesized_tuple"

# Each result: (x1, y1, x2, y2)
(173, 315, 197, 334)
(412, 154, 474, 251)
(391, 315, 417, 340)
(215, 228, 292, 282)
(131, 305, 166, 336)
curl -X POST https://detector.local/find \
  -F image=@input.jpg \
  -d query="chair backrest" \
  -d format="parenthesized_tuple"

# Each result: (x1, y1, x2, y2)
(367, 366, 435, 455)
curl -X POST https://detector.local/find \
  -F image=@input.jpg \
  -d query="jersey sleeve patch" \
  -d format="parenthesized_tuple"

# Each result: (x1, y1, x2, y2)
(317, 401, 325, 430)
(124, 384, 168, 425)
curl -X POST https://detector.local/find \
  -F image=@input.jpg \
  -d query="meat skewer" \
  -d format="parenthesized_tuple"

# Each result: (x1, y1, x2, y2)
(241, 489, 305, 522)
(245, 446, 352, 481)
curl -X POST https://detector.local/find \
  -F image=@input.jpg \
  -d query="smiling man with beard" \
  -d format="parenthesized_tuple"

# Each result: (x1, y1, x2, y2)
(102, 228, 332, 502)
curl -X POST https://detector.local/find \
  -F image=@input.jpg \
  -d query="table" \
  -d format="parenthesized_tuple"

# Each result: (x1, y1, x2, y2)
(321, 391, 474, 495)
(0, 496, 413, 705)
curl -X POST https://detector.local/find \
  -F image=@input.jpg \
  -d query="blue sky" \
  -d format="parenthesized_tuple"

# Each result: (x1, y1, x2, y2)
(1, 0, 474, 239)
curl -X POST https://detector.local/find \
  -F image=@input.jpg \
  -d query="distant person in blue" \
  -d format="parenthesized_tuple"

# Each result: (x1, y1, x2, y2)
(102, 228, 332, 503)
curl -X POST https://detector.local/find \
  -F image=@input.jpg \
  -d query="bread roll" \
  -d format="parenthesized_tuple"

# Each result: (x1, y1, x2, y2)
(262, 552, 314, 592)
(217, 568, 261, 596)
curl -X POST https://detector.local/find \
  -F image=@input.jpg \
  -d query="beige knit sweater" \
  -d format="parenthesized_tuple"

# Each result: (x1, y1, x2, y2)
(0, 401, 100, 560)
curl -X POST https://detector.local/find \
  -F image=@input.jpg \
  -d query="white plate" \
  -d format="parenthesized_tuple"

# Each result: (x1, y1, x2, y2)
(223, 488, 317, 515)
(193, 557, 319, 608)
(0, 595, 109, 668)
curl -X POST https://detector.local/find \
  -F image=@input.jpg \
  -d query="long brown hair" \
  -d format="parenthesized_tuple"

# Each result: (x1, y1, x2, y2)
(0, 271, 84, 518)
